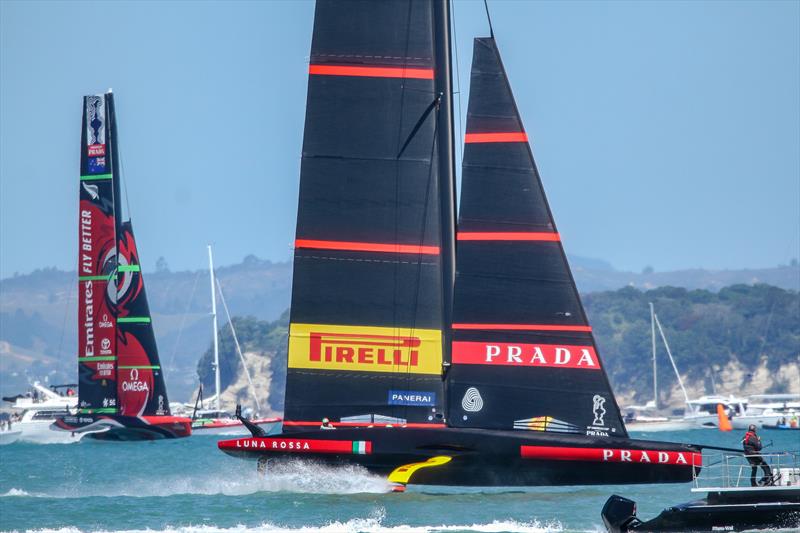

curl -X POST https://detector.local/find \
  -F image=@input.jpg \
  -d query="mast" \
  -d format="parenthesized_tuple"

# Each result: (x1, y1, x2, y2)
(433, 0, 457, 369)
(208, 245, 221, 412)
(107, 91, 122, 238)
(650, 302, 657, 408)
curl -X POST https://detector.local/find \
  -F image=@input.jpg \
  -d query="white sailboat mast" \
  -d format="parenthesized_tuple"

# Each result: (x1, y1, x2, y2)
(650, 302, 658, 408)
(208, 245, 221, 412)
(653, 312, 691, 406)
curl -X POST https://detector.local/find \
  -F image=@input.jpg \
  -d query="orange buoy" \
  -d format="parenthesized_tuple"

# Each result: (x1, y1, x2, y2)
(717, 404, 733, 431)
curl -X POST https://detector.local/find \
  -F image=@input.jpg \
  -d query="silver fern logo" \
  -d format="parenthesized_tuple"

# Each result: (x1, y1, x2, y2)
(461, 387, 484, 412)
(82, 182, 99, 200)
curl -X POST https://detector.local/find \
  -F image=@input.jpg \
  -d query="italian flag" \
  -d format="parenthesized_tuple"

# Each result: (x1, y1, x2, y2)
(351, 441, 369, 455)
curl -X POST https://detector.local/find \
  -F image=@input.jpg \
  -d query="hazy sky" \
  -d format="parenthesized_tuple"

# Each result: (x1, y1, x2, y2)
(1, 0, 798, 278)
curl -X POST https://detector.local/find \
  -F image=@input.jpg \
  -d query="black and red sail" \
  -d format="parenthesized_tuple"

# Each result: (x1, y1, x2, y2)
(77, 93, 119, 414)
(76, 92, 171, 418)
(447, 37, 627, 437)
(284, 0, 447, 428)
(115, 222, 171, 416)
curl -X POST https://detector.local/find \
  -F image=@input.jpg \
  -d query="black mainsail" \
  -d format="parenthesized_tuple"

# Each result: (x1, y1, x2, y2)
(447, 37, 626, 438)
(283, 0, 448, 429)
(220, 0, 706, 487)
(55, 92, 190, 440)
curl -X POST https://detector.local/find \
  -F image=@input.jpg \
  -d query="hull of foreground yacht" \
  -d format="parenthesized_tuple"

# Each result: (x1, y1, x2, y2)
(219, 426, 701, 487)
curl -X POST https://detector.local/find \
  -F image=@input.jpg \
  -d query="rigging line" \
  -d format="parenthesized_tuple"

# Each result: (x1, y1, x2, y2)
(483, 0, 495, 38)
(215, 276, 262, 413)
(55, 272, 76, 367)
(119, 144, 132, 222)
(166, 269, 201, 371)
(450, 0, 464, 174)
(653, 312, 691, 406)
(756, 295, 777, 359)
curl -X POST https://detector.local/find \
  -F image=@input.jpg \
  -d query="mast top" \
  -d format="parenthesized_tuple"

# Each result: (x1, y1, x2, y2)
(483, 0, 495, 39)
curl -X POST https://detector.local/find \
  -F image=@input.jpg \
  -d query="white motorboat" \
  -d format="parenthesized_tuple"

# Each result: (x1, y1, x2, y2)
(0, 428, 21, 445)
(2, 382, 97, 443)
(683, 394, 800, 430)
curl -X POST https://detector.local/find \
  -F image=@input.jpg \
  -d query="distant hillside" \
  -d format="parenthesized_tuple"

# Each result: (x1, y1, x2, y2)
(584, 284, 800, 408)
(1, 255, 797, 400)
(201, 284, 799, 414)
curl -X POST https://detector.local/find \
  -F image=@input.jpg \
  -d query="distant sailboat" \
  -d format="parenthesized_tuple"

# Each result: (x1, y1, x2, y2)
(53, 91, 191, 440)
(219, 0, 707, 487)
(624, 304, 693, 432)
(190, 245, 281, 435)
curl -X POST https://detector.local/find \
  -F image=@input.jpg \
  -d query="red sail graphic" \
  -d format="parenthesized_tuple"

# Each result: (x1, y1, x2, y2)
(114, 222, 172, 416)
(117, 332, 155, 416)
(77, 93, 118, 413)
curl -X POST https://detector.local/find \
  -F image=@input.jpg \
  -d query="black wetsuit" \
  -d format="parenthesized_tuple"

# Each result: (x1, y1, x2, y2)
(742, 430, 772, 486)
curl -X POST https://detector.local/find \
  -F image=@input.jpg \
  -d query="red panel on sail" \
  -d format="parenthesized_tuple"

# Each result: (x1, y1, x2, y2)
(452, 323, 592, 332)
(117, 332, 155, 416)
(457, 232, 560, 241)
(453, 341, 601, 369)
(78, 202, 116, 277)
(465, 132, 528, 143)
(309, 64, 434, 79)
(295, 239, 440, 255)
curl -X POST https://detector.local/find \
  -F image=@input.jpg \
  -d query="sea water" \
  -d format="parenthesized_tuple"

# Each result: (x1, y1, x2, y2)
(1, 429, 797, 533)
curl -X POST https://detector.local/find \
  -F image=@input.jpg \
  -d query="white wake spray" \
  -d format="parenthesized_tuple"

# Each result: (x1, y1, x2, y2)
(16, 517, 567, 533)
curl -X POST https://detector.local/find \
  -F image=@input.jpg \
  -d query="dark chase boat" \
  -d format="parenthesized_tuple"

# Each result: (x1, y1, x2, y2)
(219, 0, 704, 487)
(52, 92, 191, 440)
(602, 452, 800, 532)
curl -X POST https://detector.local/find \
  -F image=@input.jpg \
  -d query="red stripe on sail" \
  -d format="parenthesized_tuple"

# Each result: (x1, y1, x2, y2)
(520, 446, 702, 466)
(452, 324, 592, 332)
(295, 239, 440, 255)
(452, 341, 601, 369)
(309, 64, 434, 79)
(458, 232, 560, 242)
(465, 132, 528, 143)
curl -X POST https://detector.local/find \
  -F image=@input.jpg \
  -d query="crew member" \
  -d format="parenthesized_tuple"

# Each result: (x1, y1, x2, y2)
(320, 417, 335, 430)
(742, 424, 772, 486)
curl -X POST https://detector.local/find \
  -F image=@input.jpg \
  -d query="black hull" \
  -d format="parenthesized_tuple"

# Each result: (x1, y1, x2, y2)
(602, 492, 800, 532)
(218, 427, 700, 487)
(53, 414, 191, 441)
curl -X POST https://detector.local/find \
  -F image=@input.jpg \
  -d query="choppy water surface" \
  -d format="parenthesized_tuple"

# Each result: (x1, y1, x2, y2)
(1, 429, 797, 532)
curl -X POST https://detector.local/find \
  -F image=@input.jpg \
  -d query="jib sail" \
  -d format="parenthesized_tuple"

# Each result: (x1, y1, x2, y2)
(447, 38, 627, 438)
(77, 93, 118, 414)
(115, 221, 171, 416)
(284, 0, 448, 428)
